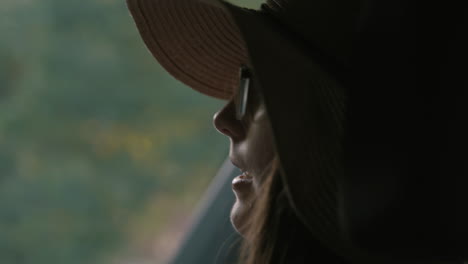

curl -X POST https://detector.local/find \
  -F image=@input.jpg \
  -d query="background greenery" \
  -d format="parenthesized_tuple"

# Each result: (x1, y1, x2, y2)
(0, 0, 264, 263)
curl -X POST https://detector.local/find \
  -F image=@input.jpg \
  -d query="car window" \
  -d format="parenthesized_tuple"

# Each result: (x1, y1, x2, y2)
(170, 160, 242, 264)
(0, 0, 263, 263)
(0, 1, 227, 264)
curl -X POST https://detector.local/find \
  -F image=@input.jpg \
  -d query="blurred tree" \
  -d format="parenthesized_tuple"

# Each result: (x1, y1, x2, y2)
(0, 0, 229, 263)
(0, 0, 264, 263)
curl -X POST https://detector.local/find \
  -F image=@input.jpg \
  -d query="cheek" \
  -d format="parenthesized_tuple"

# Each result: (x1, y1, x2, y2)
(245, 120, 275, 177)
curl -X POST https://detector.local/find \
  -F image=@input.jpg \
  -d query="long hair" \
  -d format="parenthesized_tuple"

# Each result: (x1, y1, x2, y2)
(238, 156, 352, 264)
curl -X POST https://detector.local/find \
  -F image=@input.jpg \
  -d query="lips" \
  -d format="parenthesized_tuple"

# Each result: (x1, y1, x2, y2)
(233, 171, 253, 183)
(230, 158, 246, 172)
(232, 171, 253, 193)
(230, 158, 254, 193)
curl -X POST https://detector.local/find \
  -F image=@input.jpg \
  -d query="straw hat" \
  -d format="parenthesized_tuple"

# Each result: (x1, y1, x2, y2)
(126, 0, 365, 261)
(126, 0, 359, 100)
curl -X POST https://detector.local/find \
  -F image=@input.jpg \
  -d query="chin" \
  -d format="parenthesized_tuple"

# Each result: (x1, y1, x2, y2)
(230, 200, 251, 236)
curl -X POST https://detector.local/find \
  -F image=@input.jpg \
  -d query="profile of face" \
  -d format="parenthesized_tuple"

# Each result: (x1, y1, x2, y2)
(213, 77, 275, 235)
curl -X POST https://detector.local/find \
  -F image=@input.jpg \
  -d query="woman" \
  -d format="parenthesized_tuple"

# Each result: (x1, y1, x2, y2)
(126, 0, 384, 263)
(126, 0, 468, 262)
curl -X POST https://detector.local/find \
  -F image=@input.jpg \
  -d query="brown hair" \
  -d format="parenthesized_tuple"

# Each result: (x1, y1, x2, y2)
(238, 154, 352, 264)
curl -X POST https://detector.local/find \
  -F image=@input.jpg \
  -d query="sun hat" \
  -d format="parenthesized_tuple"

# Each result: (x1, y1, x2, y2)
(126, 0, 360, 100)
(126, 0, 364, 260)
(127, 0, 468, 261)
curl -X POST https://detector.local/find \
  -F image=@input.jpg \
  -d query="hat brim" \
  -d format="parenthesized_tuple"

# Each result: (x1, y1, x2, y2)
(127, 0, 250, 100)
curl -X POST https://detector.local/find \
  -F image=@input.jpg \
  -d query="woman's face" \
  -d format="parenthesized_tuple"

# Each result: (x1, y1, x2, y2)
(213, 81, 275, 234)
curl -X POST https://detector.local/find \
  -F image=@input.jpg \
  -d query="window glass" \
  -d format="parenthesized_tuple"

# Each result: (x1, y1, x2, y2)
(1, 0, 264, 263)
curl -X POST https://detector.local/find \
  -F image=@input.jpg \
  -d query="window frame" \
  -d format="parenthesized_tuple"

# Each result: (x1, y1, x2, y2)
(169, 158, 241, 264)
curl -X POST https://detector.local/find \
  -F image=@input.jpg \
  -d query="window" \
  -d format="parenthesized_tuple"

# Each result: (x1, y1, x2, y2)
(0, 0, 263, 263)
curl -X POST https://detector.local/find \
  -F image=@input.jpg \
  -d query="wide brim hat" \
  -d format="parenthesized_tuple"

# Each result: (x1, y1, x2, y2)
(126, 0, 356, 100)
(126, 0, 359, 260)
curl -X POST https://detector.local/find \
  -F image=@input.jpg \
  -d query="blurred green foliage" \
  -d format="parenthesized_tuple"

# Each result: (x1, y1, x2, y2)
(0, 0, 270, 263)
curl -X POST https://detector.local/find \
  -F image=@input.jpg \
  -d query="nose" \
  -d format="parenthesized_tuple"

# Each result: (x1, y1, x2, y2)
(213, 100, 245, 140)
